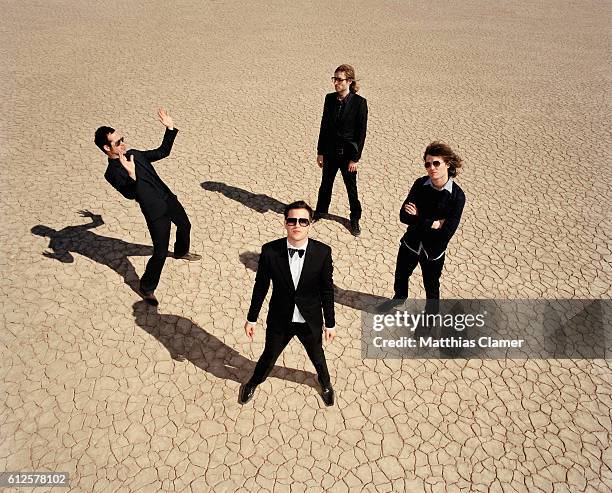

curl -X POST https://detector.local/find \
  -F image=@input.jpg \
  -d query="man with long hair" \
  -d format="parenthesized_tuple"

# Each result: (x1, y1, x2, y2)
(314, 64, 368, 236)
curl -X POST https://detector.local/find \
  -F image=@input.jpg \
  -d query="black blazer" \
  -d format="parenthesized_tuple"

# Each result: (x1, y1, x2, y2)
(104, 128, 178, 222)
(400, 176, 466, 259)
(317, 92, 368, 162)
(247, 238, 335, 333)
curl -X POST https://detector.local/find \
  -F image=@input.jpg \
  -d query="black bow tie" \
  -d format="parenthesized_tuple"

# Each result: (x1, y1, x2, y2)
(288, 248, 305, 258)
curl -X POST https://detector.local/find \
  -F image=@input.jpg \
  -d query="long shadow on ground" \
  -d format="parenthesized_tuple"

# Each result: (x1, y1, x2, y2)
(201, 181, 351, 232)
(31, 210, 151, 295)
(132, 301, 318, 388)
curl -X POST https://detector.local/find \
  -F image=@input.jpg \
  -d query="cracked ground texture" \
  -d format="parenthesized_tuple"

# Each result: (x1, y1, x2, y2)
(1, 1, 610, 492)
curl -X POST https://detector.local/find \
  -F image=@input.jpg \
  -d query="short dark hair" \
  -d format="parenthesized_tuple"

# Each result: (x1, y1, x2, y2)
(94, 126, 115, 152)
(284, 200, 313, 219)
(423, 141, 463, 178)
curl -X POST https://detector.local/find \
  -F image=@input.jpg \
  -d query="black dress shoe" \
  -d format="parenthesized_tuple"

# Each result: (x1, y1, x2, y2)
(350, 219, 361, 236)
(140, 290, 159, 307)
(320, 386, 335, 406)
(239, 383, 257, 404)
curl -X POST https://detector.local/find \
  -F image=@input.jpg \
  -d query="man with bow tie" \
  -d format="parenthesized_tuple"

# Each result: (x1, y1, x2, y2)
(240, 201, 336, 406)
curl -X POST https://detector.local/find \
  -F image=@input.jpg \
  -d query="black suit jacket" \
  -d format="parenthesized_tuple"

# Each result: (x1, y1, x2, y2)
(317, 92, 368, 162)
(104, 128, 178, 222)
(400, 176, 466, 259)
(247, 238, 335, 333)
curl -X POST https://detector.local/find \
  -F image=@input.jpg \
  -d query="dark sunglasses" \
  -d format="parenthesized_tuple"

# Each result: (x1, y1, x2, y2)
(112, 137, 125, 147)
(285, 217, 311, 227)
(331, 77, 349, 83)
(424, 160, 444, 169)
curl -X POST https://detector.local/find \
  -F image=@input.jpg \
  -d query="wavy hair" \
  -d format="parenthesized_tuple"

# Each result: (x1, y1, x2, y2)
(423, 141, 463, 178)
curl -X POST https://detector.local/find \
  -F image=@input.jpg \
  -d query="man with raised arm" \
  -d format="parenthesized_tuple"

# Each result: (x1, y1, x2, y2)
(95, 108, 200, 306)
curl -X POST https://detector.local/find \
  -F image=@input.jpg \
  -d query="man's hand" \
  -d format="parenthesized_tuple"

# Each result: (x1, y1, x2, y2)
(317, 154, 324, 168)
(404, 202, 418, 216)
(157, 107, 174, 130)
(118, 153, 136, 180)
(431, 219, 445, 230)
(324, 328, 336, 343)
(348, 161, 358, 172)
(244, 321, 255, 340)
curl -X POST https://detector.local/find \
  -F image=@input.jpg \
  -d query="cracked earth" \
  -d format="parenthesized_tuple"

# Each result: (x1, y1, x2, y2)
(1, 1, 610, 491)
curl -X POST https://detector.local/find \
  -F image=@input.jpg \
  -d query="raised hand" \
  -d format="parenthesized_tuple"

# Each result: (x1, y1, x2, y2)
(118, 153, 136, 180)
(157, 108, 174, 129)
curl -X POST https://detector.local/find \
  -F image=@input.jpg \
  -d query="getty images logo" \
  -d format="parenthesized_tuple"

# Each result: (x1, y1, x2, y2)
(372, 310, 487, 332)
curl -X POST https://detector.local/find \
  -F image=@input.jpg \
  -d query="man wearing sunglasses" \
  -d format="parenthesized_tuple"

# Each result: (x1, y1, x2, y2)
(314, 64, 368, 236)
(95, 108, 200, 307)
(240, 201, 336, 406)
(392, 142, 466, 303)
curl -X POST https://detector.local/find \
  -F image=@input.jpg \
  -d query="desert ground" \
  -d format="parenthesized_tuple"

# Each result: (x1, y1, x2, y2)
(1, 0, 610, 491)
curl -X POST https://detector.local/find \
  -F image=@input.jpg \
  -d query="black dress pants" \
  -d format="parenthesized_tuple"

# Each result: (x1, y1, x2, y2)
(248, 322, 331, 388)
(140, 196, 191, 293)
(315, 154, 362, 221)
(393, 242, 445, 300)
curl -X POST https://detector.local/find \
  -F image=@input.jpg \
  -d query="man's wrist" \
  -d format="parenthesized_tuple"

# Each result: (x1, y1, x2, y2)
(246, 320, 256, 326)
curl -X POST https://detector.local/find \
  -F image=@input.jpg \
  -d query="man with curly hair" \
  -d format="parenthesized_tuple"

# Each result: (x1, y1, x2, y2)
(393, 142, 466, 302)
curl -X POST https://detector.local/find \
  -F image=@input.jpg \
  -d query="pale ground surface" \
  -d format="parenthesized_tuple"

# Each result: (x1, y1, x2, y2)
(1, 0, 611, 491)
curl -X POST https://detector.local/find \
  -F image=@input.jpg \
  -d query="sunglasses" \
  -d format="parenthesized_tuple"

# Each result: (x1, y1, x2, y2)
(424, 160, 444, 169)
(112, 137, 125, 147)
(285, 217, 311, 227)
(331, 77, 349, 83)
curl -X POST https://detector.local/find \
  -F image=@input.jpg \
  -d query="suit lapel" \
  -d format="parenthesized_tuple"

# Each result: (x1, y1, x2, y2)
(338, 92, 355, 124)
(295, 241, 314, 292)
(109, 157, 130, 180)
(276, 241, 295, 292)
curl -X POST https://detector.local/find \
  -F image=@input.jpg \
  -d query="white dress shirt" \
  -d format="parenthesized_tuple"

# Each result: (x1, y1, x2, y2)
(247, 238, 335, 331)
(287, 239, 307, 323)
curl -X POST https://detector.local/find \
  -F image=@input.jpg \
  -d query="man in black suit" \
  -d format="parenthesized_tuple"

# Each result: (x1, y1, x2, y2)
(315, 64, 368, 236)
(95, 108, 200, 306)
(240, 201, 336, 406)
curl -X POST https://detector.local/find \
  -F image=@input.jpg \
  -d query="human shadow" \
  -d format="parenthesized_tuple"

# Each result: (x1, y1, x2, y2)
(239, 251, 388, 314)
(31, 210, 152, 295)
(132, 301, 318, 388)
(201, 181, 351, 231)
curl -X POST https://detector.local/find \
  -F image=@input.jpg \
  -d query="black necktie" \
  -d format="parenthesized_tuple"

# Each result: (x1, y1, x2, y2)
(335, 99, 344, 122)
(288, 248, 305, 258)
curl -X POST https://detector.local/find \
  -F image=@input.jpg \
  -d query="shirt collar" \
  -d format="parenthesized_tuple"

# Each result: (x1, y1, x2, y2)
(287, 238, 308, 252)
(337, 91, 352, 103)
(424, 177, 453, 193)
